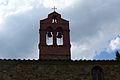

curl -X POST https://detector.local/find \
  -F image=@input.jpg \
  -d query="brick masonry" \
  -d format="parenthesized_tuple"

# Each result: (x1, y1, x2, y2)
(39, 12, 71, 60)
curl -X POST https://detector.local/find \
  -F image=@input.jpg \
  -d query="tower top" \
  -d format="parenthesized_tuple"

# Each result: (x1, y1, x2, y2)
(39, 11, 71, 60)
(52, 6, 57, 12)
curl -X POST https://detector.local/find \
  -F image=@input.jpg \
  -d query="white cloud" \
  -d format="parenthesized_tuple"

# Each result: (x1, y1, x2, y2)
(42, 0, 76, 9)
(109, 36, 120, 51)
(71, 42, 95, 60)
(71, 31, 107, 60)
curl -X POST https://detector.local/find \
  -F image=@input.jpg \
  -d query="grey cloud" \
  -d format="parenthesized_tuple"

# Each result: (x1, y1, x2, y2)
(61, 0, 120, 59)
(0, 7, 48, 59)
(62, 0, 120, 42)
(0, 0, 120, 60)
(0, 0, 8, 5)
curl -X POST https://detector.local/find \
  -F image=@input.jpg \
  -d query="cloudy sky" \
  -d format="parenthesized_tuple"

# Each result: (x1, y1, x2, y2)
(0, 0, 120, 60)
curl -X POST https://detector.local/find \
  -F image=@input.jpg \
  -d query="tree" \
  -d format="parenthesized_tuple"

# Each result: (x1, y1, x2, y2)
(115, 51, 120, 60)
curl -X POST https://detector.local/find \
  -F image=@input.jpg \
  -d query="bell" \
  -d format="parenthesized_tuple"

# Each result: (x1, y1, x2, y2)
(57, 32, 62, 38)
(47, 32, 52, 37)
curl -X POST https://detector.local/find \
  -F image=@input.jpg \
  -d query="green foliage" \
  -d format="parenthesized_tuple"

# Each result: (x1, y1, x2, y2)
(116, 51, 120, 60)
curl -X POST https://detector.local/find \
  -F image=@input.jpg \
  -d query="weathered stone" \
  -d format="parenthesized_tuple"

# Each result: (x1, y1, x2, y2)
(0, 60, 119, 80)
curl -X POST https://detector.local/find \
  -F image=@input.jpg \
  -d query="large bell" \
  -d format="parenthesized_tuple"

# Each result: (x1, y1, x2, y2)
(47, 32, 52, 38)
(57, 32, 62, 38)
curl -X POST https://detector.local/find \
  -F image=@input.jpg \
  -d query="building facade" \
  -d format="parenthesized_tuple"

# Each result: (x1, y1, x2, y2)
(0, 60, 119, 80)
(0, 11, 119, 80)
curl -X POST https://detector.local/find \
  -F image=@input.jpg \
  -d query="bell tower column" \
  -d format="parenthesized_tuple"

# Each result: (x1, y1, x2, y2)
(53, 31, 57, 46)
(39, 11, 71, 60)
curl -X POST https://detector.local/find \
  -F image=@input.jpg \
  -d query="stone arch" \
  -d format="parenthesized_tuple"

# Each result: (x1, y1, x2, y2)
(91, 66, 104, 80)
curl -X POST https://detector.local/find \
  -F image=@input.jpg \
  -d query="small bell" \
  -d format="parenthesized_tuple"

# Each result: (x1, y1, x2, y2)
(47, 32, 52, 37)
(57, 32, 62, 38)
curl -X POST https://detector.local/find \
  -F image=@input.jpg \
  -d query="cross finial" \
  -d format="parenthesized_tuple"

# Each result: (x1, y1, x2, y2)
(52, 6, 57, 12)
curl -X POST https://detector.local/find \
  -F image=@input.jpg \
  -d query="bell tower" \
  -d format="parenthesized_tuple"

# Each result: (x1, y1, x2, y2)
(39, 11, 71, 60)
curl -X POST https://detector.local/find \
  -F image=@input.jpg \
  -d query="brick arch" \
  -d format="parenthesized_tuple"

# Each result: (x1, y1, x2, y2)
(56, 27, 63, 32)
(46, 26, 53, 45)
(56, 27, 63, 45)
(46, 26, 53, 32)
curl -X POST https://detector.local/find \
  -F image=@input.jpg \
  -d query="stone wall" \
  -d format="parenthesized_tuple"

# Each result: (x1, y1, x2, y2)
(0, 60, 119, 80)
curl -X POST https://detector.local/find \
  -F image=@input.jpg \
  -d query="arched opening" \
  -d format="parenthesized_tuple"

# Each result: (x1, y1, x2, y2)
(56, 27, 63, 45)
(51, 15, 57, 23)
(92, 66, 104, 80)
(46, 27, 53, 45)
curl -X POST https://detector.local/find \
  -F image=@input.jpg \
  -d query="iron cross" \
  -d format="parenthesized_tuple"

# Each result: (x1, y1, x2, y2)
(52, 6, 57, 12)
